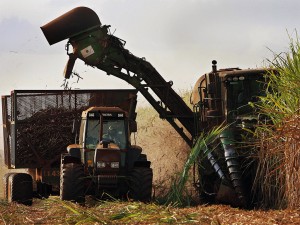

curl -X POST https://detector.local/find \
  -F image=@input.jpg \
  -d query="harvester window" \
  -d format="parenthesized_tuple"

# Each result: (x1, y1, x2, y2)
(226, 77, 264, 117)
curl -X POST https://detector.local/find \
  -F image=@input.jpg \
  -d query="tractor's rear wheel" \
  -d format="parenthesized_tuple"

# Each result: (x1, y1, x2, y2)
(129, 167, 153, 202)
(7, 173, 33, 205)
(60, 163, 85, 204)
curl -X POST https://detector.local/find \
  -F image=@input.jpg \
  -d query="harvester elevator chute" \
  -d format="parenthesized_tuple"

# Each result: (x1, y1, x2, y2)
(41, 6, 196, 147)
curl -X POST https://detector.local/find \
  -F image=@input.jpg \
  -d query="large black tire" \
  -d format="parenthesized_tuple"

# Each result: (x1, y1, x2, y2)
(129, 167, 153, 202)
(60, 163, 85, 204)
(8, 173, 33, 205)
(36, 181, 52, 199)
(3, 173, 16, 201)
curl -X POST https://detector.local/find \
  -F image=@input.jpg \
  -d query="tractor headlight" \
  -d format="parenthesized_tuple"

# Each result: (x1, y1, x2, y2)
(110, 162, 120, 169)
(97, 161, 106, 168)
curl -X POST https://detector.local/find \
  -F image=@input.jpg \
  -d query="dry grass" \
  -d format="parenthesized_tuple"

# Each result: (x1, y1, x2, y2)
(135, 103, 192, 198)
(0, 197, 299, 224)
(280, 115, 300, 209)
(253, 34, 300, 209)
(253, 96, 300, 209)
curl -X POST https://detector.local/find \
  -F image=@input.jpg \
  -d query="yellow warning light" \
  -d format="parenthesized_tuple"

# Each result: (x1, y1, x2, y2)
(87, 160, 93, 166)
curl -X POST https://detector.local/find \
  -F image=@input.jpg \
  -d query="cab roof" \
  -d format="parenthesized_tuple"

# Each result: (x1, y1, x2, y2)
(82, 106, 126, 117)
(216, 68, 268, 78)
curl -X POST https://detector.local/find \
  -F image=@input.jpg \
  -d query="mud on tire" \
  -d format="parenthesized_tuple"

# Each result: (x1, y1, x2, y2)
(129, 167, 153, 202)
(60, 163, 85, 204)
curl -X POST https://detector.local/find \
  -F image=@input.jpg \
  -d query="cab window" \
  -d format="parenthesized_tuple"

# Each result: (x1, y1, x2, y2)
(102, 119, 127, 149)
(85, 119, 100, 149)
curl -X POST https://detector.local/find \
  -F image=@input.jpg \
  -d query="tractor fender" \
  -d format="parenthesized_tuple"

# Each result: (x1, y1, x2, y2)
(61, 154, 81, 165)
(127, 145, 150, 170)
(67, 144, 81, 159)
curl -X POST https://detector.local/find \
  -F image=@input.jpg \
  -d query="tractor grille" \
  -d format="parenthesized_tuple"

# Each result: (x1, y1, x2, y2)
(97, 175, 118, 188)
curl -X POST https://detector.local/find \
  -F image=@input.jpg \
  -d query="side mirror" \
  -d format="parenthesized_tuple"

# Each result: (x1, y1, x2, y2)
(129, 121, 137, 133)
(72, 118, 76, 134)
(72, 118, 79, 144)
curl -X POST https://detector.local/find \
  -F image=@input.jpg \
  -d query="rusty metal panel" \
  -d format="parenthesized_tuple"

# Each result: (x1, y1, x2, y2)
(3, 89, 137, 169)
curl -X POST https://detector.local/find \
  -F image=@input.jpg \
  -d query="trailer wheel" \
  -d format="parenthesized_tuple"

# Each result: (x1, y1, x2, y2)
(3, 173, 16, 201)
(129, 167, 153, 202)
(7, 173, 33, 205)
(60, 163, 85, 204)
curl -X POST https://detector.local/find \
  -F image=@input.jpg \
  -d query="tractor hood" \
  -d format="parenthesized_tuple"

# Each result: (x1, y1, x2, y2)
(41, 6, 101, 45)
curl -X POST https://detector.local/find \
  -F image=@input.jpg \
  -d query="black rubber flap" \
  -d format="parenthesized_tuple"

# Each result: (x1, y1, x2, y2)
(41, 7, 101, 45)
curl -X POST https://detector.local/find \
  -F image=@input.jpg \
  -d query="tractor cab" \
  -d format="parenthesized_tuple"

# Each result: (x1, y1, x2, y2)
(74, 107, 129, 174)
(62, 105, 152, 202)
(80, 106, 128, 150)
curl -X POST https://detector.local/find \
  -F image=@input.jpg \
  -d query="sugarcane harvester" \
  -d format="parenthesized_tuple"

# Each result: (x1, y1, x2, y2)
(41, 7, 268, 207)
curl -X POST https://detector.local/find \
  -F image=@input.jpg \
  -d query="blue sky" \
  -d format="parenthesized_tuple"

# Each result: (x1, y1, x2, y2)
(0, 0, 300, 148)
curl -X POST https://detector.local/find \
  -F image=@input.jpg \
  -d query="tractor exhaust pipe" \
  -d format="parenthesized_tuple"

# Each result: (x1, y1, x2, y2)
(212, 60, 217, 73)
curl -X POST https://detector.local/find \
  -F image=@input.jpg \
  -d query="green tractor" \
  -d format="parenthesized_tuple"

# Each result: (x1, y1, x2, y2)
(61, 106, 152, 203)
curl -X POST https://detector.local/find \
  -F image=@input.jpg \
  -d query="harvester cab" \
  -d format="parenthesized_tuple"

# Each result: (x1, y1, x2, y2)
(192, 60, 267, 133)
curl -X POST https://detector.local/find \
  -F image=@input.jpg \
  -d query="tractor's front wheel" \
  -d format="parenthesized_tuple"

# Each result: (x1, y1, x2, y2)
(129, 167, 153, 202)
(60, 163, 85, 204)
